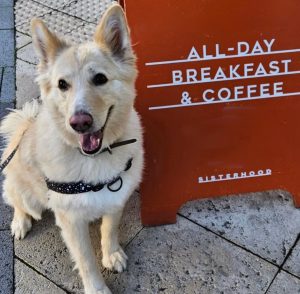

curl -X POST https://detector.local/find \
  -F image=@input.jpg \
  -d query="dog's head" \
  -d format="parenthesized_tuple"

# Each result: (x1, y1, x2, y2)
(31, 4, 137, 156)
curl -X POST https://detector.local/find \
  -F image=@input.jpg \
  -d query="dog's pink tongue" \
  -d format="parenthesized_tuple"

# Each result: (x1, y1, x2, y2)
(79, 132, 102, 153)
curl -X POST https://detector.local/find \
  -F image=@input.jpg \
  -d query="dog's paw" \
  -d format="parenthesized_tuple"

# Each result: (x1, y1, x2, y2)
(11, 214, 32, 240)
(96, 286, 112, 294)
(102, 246, 128, 273)
(85, 285, 112, 294)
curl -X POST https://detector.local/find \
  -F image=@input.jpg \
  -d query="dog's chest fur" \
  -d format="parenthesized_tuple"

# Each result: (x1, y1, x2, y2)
(18, 106, 143, 220)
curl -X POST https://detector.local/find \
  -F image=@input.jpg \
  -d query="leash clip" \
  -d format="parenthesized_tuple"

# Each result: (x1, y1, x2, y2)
(107, 177, 123, 192)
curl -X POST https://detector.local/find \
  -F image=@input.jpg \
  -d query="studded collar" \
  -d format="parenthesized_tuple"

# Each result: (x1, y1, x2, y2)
(45, 158, 133, 194)
(0, 139, 136, 194)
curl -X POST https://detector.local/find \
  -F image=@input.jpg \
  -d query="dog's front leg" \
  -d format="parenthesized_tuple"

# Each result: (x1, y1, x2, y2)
(55, 211, 111, 294)
(101, 210, 128, 272)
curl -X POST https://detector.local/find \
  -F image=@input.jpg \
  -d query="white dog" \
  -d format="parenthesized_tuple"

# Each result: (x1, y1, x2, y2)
(0, 4, 143, 294)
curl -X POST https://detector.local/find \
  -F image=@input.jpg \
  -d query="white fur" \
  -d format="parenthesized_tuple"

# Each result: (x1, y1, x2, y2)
(1, 4, 143, 294)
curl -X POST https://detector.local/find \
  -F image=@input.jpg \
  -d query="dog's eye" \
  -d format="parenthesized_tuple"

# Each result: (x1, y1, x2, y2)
(92, 73, 108, 86)
(58, 79, 70, 91)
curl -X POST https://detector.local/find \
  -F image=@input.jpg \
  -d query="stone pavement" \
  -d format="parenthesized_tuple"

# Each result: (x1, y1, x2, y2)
(0, 0, 15, 293)
(1, 0, 300, 293)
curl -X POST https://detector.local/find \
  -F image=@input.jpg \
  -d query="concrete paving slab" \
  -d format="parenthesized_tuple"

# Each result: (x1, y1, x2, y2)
(0, 192, 13, 230)
(15, 210, 83, 293)
(16, 59, 39, 108)
(0, 102, 14, 230)
(0, 6, 14, 29)
(282, 239, 300, 277)
(61, 0, 114, 24)
(66, 22, 97, 43)
(15, 259, 66, 294)
(0, 30, 14, 67)
(15, 192, 142, 293)
(0, 103, 14, 229)
(16, 32, 32, 50)
(0, 0, 14, 7)
(180, 190, 300, 266)
(0, 102, 15, 124)
(33, 0, 74, 10)
(78, 190, 141, 252)
(34, 10, 85, 37)
(104, 216, 277, 294)
(15, 0, 52, 28)
(266, 270, 300, 293)
(90, 192, 143, 263)
(0, 67, 15, 103)
(17, 42, 38, 65)
(0, 230, 14, 294)
(119, 192, 143, 244)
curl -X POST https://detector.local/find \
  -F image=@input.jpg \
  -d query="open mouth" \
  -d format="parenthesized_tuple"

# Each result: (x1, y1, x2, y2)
(79, 129, 103, 155)
(78, 105, 114, 156)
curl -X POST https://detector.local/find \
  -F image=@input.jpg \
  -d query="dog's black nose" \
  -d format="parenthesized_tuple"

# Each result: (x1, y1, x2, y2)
(69, 111, 93, 133)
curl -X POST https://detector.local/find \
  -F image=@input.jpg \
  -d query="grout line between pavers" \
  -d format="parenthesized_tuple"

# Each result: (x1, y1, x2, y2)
(0, 228, 10, 231)
(15, 6, 95, 43)
(101, 226, 145, 275)
(124, 226, 145, 249)
(13, 21, 16, 109)
(264, 233, 300, 293)
(178, 213, 282, 268)
(279, 233, 300, 270)
(280, 267, 300, 281)
(16, 29, 31, 38)
(16, 41, 32, 52)
(181, 210, 300, 291)
(17, 57, 37, 66)
(31, 0, 97, 24)
(14, 255, 71, 294)
(30, 0, 97, 25)
(32, 0, 77, 12)
(0, 67, 4, 98)
(101, 226, 145, 273)
(15, 3, 54, 28)
(12, 235, 15, 294)
(16, 13, 87, 42)
(264, 268, 280, 294)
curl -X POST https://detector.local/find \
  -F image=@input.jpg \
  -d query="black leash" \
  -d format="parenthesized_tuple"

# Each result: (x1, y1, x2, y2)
(0, 145, 18, 172)
(100, 138, 137, 154)
(0, 139, 136, 194)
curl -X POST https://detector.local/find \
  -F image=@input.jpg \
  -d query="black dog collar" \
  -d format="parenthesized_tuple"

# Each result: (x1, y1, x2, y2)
(0, 139, 136, 194)
(45, 158, 133, 194)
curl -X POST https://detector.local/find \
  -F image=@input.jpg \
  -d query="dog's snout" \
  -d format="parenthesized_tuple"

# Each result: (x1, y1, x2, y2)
(69, 112, 93, 133)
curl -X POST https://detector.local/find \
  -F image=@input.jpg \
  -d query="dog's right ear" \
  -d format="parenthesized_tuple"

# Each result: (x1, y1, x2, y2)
(94, 4, 134, 64)
(31, 19, 67, 69)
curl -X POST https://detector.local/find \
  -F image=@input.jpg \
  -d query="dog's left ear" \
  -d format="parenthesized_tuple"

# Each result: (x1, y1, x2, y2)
(31, 18, 67, 70)
(94, 4, 134, 62)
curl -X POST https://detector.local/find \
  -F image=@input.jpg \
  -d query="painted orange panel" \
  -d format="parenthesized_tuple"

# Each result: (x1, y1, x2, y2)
(122, 0, 300, 225)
